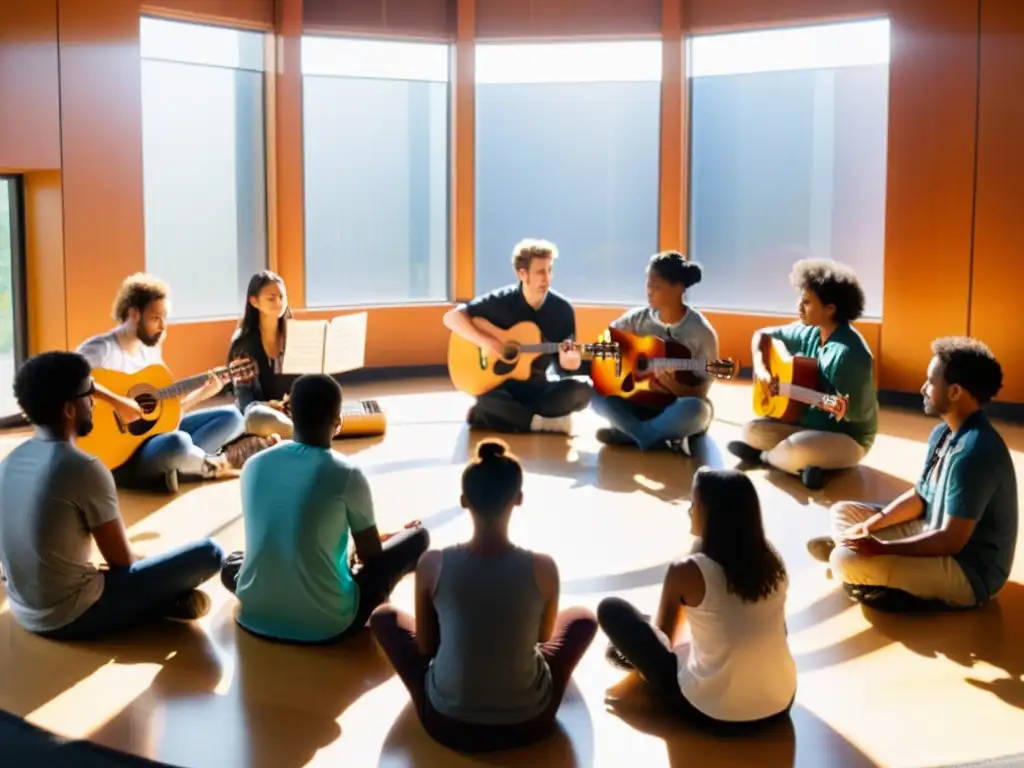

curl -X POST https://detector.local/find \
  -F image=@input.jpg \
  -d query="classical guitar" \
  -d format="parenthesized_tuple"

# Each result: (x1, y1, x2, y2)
(447, 319, 620, 396)
(590, 327, 738, 408)
(78, 360, 257, 470)
(752, 337, 848, 422)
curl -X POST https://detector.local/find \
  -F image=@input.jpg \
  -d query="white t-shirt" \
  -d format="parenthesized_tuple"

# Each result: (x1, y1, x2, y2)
(77, 330, 162, 374)
(673, 553, 797, 722)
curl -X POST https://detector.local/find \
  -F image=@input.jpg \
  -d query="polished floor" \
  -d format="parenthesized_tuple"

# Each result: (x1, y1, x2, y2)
(1, 378, 1023, 768)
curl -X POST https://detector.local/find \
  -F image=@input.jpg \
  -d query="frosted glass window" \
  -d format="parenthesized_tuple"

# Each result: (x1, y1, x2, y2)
(302, 38, 450, 307)
(474, 42, 661, 302)
(688, 18, 890, 317)
(0, 179, 16, 416)
(140, 18, 268, 320)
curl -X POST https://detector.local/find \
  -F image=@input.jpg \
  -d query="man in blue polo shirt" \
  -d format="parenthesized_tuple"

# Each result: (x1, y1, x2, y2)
(807, 337, 1017, 609)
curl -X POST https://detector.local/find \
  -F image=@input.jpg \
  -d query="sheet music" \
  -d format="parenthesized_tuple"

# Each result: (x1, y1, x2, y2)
(282, 319, 328, 374)
(323, 312, 368, 375)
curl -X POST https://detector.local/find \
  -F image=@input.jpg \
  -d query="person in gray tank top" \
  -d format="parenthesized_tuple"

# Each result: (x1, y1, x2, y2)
(370, 438, 598, 752)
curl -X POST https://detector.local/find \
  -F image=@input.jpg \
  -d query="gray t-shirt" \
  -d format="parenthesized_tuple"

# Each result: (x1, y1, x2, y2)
(610, 306, 720, 382)
(77, 330, 162, 374)
(0, 437, 121, 632)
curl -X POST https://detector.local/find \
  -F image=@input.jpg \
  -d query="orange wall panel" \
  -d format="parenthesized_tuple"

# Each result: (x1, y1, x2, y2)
(142, 0, 274, 28)
(57, 0, 147, 348)
(476, 0, 660, 39)
(879, 0, 979, 391)
(968, 0, 1024, 403)
(24, 171, 67, 354)
(0, 0, 61, 172)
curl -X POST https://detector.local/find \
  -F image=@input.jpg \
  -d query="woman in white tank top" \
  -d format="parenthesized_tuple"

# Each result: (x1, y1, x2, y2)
(598, 467, 796, 729)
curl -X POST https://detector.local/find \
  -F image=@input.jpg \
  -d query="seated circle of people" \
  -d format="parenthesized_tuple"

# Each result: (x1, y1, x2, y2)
(369, 438, 599, 752)
(591, 251, 719, 456)
(806, 336, 1018, 611)
(598, 468, 797, 730)
(220, 373, 430, 644)
(442, 238, 592, 434)
(727, 259, 879, 490)
(0, 351, 224, 641)
(76, 273, 274, 493)
(227, 270, 296, 440)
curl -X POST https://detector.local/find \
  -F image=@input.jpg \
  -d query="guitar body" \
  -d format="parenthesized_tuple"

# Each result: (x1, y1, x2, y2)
(338, 399, 387, 438)
(447, 320, 546, 396)
(78, 365, 185, 470)
(590, 328, 693, 409)
(752, 337, 821, 421)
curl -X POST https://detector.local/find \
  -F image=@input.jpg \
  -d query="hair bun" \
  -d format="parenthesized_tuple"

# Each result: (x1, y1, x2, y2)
(682, 260, 703, 288)
(476, 439, 508, 460)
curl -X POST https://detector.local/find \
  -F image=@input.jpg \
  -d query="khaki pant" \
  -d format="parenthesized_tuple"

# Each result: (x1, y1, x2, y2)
(827, 501, 977, 607)
(244, 402, 294, 439)
(741, 418, 866, 475)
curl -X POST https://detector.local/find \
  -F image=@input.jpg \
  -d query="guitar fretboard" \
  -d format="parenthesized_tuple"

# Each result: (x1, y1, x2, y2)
(152, 370, 225, 401)
(516, 343, 608, 357)
(648, 358, 709, 373)
(779, 382, 830, 407)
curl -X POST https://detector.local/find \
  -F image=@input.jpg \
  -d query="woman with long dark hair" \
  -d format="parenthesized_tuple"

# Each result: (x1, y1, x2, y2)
(369, 438, 598, 752)
(228, 271, 295, 438)
(599, 467, 796, 731)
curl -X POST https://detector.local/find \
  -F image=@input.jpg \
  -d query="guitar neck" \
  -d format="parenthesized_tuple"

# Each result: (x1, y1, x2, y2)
(517, 343, 606, 358)
(778, 382, 831, 407)
(154, 370, 222, 401)
(649, 358, 708, 373)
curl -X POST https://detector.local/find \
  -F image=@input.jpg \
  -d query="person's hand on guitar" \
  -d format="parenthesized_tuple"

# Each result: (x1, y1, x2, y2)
(558, 339, 582, 371)
(197, 370, 226, 400)
(112, 394, 144, 424)
(651, 369, 686, 397)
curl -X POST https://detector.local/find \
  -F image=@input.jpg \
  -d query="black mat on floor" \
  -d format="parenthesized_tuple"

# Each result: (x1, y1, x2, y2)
(0, 709, 177, 767)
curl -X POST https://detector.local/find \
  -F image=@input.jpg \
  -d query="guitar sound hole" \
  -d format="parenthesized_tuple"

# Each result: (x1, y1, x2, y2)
(135, 394, 158, 415)
(635, 356, 650, 374)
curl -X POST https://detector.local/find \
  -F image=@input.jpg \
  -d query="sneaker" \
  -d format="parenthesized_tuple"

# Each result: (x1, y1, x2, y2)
(224, 434, 279, 471)
(163, 590, 211, 623)
(727, 440, 763, 464)
(806, 536, 836, 562)
(667, 435, 692, 457)
(801, 466, 825, 490)
(530, 414, 573, 434)
(596, 427, 635, 446)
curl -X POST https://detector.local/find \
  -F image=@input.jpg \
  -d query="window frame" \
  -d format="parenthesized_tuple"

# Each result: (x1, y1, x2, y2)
(0, 175, 29, 424)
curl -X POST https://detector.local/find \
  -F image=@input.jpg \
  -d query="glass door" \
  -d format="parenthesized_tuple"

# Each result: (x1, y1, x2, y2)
(0, 176, 27, 421)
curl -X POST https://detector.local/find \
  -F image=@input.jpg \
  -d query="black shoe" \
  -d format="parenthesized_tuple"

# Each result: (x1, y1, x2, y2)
(596, 427, 635, 446)
(801, 466, 825, 490)
(727, 440, 762, 464)
(163, 590, 211, 623)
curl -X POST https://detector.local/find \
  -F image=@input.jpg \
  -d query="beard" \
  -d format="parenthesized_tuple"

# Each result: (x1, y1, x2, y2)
(923, 395, 948, 417)
(75, 416, 94, 437)
(138, 328, 162, 347)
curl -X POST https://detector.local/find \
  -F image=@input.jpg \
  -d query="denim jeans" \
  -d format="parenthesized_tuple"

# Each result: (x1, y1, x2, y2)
(114, 406, 245, 484)
(591, 394, 713, 450)
(38, 539, 225, 641)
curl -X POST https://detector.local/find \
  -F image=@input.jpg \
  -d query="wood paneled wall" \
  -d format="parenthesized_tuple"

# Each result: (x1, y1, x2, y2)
(3, 0, 1022, 401)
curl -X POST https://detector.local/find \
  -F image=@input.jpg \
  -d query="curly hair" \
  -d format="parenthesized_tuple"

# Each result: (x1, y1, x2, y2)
(14, 351, 92, 431)
(111, 273, 169, 323)
(931, 336, 1003, 405)
(511, 239, 558, 273)
(648, 251, 703, 289)
(789, 259, 865, 324)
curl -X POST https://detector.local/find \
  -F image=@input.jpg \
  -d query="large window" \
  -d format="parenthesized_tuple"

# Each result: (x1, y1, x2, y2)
(687, 19, 891, 317)
(474, 41, 661, 302)
(0, 177, 27, 419)
(302, 37, 449, 307)
(139, 17, 268, 320)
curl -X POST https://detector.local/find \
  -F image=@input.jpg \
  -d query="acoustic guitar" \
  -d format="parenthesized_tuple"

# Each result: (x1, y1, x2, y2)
(447, 319, 620, 396)
(590, 327, 738, 408)
(78, 360, 257, 470)
(752, 337, 848, 421)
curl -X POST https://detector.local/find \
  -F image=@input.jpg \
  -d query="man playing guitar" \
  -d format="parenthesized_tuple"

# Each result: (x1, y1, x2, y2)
(591, 252, 718, 456)
(727, 259, 879, 490)
(77, 273, 273, 493)
(442, 239, 591, 434)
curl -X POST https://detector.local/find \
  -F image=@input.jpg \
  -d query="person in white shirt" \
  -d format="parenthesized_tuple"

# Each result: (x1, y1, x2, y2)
(77, 273, 271, 493)
(599, 467, 796, 731)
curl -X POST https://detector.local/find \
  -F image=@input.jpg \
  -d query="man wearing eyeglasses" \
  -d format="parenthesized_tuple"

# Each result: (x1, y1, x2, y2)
(0, 351, 224, 640)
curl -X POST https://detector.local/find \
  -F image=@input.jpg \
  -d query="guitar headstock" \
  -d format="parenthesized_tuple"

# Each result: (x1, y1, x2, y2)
(585, 341, 621, 361)
(224, 356, 259, 386)
(706, 358, 738, 379)
(819, 393, 849, 421)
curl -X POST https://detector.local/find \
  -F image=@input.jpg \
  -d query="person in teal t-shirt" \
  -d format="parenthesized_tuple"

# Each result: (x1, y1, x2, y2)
(727, 259, 879, 490)
(220, 374, 430, 644)
(807, 337, 1016, 611)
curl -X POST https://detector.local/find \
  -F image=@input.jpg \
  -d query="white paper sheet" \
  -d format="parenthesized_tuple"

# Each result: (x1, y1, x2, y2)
(282, 319, 328, 374)
(281, 314, 368, 375)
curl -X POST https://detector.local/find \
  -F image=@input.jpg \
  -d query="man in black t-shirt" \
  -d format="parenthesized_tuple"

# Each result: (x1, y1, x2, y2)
(442, 239, 592, 433)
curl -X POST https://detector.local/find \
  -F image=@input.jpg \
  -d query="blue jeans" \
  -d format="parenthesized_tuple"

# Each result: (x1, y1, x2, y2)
(114, 406, 245, 484)
(591, 394, 713, 450)
(38, 540, 225, 641)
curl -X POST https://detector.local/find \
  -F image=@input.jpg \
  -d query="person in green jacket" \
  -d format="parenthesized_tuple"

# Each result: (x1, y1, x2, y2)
(727, 259, 879, 490)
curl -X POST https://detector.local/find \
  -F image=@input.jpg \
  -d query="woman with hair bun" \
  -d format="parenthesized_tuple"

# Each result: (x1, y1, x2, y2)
(591, 250, 721, 456)
(370, 438, 597, 752)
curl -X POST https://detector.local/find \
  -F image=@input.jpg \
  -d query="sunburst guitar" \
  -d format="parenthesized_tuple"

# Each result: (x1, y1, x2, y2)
(753, 337, 848, 421)
(78, 359, 258, 470)
(590, 328, 738, 409)
(447, 319, 620, 396)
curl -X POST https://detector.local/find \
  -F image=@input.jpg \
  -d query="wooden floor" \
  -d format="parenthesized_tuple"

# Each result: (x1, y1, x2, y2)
(1, 378, 1023, 768)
